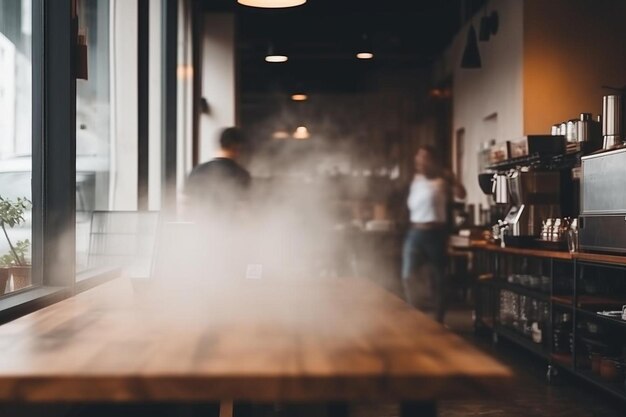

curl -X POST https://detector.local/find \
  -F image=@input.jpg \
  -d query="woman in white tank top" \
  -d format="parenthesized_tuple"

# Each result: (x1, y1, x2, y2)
(401, 145, 466, 323)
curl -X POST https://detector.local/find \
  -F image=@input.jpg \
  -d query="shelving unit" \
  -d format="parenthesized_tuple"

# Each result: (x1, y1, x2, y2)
(551, 295, 572, 307)
(493, 280, 550, 302)
(550, 295, 626, 309)
(495, 325, 549, 359)
(576, 308, 626, 329)
(572, 370, 626, 402)
(551, 353, 573, 368)
(469, 243, 626, 402)
(486, 151, 580, 173)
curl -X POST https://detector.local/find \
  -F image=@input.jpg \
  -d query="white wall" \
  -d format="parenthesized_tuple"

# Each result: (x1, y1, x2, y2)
(110, 0, 138, 210)
(177, 0, 194, 190)
(523, 0, 626, 134)
(435, 0, 524, 207)
(199, 13, 236, 163)
(148, 0, 162, 210)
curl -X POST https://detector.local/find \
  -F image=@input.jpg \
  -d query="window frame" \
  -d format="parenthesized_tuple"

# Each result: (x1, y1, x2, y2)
(0, 0, 181, 321)
(0, 0, 75, 318)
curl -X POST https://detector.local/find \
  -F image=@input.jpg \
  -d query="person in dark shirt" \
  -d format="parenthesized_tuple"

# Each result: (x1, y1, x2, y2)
(184, 127, 251, 223)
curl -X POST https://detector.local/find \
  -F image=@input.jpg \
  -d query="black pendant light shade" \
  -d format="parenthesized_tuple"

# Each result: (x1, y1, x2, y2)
(461, 25, 481, 68)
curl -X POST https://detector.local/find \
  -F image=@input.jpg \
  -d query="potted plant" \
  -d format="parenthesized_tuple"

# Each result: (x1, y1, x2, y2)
(8, 239, 31, 290)
(0, 254, 12, 295)
(0, 197, 32, 291)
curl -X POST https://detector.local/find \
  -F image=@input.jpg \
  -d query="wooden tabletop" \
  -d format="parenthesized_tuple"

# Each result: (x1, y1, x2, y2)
(0, 276, 511, 403)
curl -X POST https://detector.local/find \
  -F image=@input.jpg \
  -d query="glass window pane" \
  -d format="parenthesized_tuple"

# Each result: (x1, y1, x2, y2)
(76, 0, 111, 272)
(0, 0, 33, 294)
(76, 0, 142, 275)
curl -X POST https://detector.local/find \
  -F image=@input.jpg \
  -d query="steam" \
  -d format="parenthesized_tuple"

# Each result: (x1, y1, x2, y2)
(113, 126, 407, 340)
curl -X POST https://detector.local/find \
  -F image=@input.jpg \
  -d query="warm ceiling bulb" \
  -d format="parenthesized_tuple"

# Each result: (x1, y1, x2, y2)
(356, 52, 374, 60)
(238, 0, 306, 8)
(265, 54, 288, 63)
(272, 130, 290, 140)
(293, 126, 310, 140)
(291, 93, 308, 101)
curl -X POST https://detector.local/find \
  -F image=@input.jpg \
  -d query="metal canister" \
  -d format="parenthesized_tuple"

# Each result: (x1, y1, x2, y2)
(551, 124, 560, 136)
(602, 94, 623, 148)
(577, 113, 592, 142)
(493, 174, 509, 204)
(566, 119, 578, 142)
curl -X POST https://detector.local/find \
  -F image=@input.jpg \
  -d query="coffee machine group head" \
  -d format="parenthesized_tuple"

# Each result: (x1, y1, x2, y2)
(499, 168, 562, 244)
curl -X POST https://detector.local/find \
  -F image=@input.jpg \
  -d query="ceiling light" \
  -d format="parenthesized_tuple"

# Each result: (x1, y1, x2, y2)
(238, 0, 306, 8)
(461, 24, 481, 68)
(429, 88, 452, 99)
(265, 43, 288, 63)
(272, 130, 290, 139)
(265, 55, 288, 63)
(291, 93, 308, 101)
(293, 126, 310, 140)
(356, 33, 374, 60)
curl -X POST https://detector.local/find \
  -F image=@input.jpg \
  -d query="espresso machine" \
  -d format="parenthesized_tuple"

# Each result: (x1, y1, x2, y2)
(578, 146, 626, 253)
(576, 89, 626, 253)
(499, 168, 562, 246)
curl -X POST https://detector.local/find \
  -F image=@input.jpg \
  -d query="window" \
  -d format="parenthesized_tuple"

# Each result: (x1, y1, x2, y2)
(76, 0, 112, 272)
(76, 0, 140, 274)
(0, 0, 181, 320)
(0, 0, 34, 294)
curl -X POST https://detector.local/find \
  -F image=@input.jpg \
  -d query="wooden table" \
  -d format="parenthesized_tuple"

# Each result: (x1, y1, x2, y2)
(0, 276, 512, 416)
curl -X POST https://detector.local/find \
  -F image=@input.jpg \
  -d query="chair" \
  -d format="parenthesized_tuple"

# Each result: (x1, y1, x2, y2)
(148, 220, 202, 283)
(87, 211, 160, 278)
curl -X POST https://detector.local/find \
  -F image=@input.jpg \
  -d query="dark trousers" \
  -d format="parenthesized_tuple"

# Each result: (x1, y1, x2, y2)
(401, 228, 448, 323)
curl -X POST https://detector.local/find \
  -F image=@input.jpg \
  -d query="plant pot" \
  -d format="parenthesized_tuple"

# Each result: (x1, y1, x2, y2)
(9, 265, 31, 291)
(0, 268, 9, 296)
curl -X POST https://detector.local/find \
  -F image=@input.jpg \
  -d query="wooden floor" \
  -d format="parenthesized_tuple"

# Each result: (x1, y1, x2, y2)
(439, 308, 626, 417)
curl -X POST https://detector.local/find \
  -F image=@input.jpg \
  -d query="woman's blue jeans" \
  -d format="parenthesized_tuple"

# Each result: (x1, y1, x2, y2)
(401, 228, 448, 322)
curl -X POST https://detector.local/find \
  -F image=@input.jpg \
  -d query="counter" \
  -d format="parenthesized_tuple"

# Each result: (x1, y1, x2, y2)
(454, 239, 626, 266)
(455, 240, 573, 260)
(465, 239, 626, 401)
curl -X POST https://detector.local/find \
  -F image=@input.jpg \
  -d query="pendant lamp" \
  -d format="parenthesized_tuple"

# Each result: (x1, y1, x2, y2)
(291, 93, 308, 101)
(293, 126, 310, 140)
(265, 43, 288, 63)
(356, 33, 374, 60)
(238, 0, 306, 8)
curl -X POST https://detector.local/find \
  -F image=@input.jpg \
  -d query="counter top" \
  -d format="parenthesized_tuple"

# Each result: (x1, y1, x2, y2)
(455, 240, 626, 265)
(573, 251, 626, 266)
(453, 240, 573, 260)
(0, 276, 512, 403)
